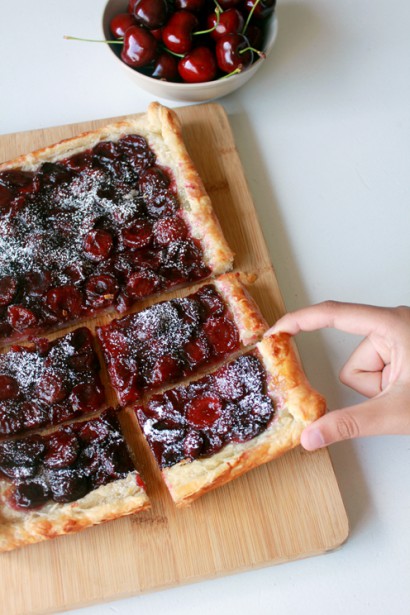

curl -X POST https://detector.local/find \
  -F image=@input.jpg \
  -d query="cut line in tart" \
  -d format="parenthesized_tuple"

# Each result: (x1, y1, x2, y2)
(0, 102, 233, 345)
(0, 327, 106, 438)
(0, 408, 149, 552)
(97, 272, 267, 406)
(134, 332, 326, 506)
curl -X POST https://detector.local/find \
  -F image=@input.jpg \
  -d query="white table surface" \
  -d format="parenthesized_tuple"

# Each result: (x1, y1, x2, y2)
(1, 1, 410, 613)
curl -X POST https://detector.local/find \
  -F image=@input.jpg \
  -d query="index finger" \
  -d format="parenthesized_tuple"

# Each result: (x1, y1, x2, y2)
(266, 301, 389, 337)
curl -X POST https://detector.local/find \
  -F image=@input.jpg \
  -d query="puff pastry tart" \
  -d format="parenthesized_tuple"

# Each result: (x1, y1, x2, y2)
(135, 332, 326, 506)
(0, 327, 105, 437)
(0, 408, 149, 552)
(0, 102, 233, 345)
(97, 272, 267, 405)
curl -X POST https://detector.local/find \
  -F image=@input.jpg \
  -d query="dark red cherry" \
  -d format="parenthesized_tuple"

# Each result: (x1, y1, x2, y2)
(183, 429, 203, 458)
(125, 269, 161, 299)
(121, 26, 159, 67)
(244, 0, 276, 19)
(0, 276, 18, 306)
(150, 356, 180, 386)
(208, 8, 245, 40)
(162, 11, 199, 55)
(245, 23, 264, 48)
(178, 46, 217, 83)
(24, 270, 52, 298)
(44, 431, 80, 469)
(11, 481, 49, 509)
(70, 382, 105, 413)
(122, 220, 153, 249)
(110, 13, 136, 39)
(36, 371, 67, 404)
(85, 274, 119, 309)
(153, 216, 188, 245)
(46, 286, 83, 318)
(151, 53, 180, 81)
(0, 375, 20, 401)
(204, 316, 240, 354)
(215, 33, 253, 73)
(175, 0, 205, 10)
(83, 229, 113, 261)
(7, 305, 38, 331)
(186, 395, 222, 428)
(132, 0, 168, 29)
(139, 166, 170, 193)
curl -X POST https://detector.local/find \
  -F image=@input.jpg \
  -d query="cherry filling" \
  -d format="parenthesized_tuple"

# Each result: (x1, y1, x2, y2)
(0, 327, 105, 436)
(97, 284, 240, 405)
(0, 134, 211, 343)
(136, 352, 275, 469)
(0, 409, 135, 510)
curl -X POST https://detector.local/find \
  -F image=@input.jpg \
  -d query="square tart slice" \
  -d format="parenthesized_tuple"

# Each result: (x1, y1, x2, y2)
(0, 408, 149, 552)
(0, 102, 233, 346)
(134, 332, 326, 506)
(97, 272, 268, 406)
(0, 327, 106, 438)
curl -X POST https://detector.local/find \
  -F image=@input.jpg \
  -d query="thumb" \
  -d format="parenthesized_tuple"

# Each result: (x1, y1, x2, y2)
(300, 390, 410, 450)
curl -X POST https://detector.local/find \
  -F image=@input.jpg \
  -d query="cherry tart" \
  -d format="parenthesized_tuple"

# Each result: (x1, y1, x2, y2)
(134, 332, 326, 506)
(0, 408, 149, 552)
(0, 103, 233, 345)
(97, 273, 267, 405)
(0, 327, 105, 437)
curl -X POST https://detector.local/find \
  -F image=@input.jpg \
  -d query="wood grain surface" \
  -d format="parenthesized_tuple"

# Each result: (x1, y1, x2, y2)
(0, 103, 348, 615)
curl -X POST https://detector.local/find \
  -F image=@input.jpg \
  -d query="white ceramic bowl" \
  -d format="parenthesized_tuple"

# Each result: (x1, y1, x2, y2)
(102, 0, 278, 102)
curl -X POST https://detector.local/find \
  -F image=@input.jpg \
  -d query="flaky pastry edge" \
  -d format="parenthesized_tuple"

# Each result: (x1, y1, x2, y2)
(0, 472, 149, 553)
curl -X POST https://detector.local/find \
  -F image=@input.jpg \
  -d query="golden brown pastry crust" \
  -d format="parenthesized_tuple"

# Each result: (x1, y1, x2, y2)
(0, 102, 234, 276)
(214, 272, 267, 346)
(162, 332, 326, 506)
(0, 472, 149, 553)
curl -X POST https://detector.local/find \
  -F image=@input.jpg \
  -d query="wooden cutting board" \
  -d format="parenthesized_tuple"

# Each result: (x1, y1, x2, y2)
(0, 103, 348, 615)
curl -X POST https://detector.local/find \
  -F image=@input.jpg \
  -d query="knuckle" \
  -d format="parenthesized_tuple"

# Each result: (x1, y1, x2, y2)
(335, 413, 360, 440)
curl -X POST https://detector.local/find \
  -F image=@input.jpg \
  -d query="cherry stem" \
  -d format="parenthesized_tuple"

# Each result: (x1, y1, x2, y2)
(214, 0, 223, 12)
(162, 46, 184, 58)
(219, 67, 242, 79)
(193, 7, 221, 36)
(242, 0, 262, 35)
(64, 35, 122, 44)
(239, 46, 266, 59)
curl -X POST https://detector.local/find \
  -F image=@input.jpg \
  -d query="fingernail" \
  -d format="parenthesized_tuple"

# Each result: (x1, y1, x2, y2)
(301, 428, 325, 450)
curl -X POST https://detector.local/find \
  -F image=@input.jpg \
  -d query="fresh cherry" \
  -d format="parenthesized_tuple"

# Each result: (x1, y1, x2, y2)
(121, 26, 159, 68)
(162, 11, 199, 55)
(151, 52, 180, 81)
(110, 13, 136, 39)
(207, 8, 245, 40)
(215, 33, 253, 73)
(132, 0, 168, 30)
(178, 46, 217, 83)
(244, 0, 276, 20)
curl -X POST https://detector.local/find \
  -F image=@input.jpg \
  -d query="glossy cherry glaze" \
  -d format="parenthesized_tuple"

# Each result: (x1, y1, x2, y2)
(0, 134, 211, 344)
(0, 409, 135, 510)
(0, 327, 105, 436)
(136, 351, 275, 469)
(97, 284, 240, 405)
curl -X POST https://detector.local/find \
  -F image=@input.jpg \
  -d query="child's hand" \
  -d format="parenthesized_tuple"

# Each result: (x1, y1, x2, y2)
(268, 301, 410, 450)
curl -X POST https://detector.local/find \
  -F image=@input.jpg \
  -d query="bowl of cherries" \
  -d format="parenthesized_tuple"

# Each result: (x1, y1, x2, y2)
(101, 0, 278, 102)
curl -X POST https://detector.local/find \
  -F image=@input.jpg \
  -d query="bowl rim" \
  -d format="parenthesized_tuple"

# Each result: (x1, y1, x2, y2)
(101, 3, 278, 91)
